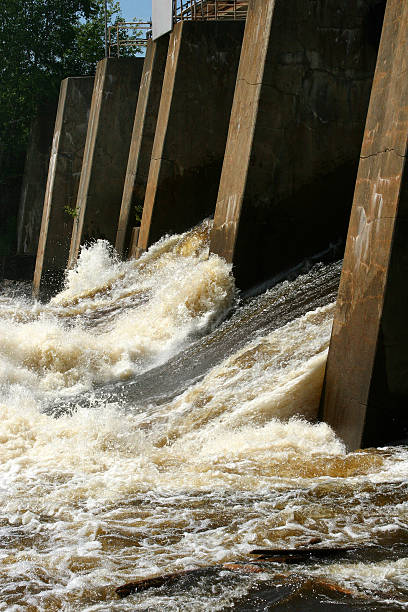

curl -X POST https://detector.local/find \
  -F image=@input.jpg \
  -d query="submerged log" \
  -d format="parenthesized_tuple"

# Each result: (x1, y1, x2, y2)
(249, 547, 356, 562)
(222, 563, 267, 573)
(116, 563, 288, 599)
(116, 568, 202, 598)
(312, 578, 358, 597)
(116, 546, 359, 599)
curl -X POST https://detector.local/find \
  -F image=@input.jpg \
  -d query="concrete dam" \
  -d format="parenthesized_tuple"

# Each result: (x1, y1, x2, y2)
(1, 0, 408, 608)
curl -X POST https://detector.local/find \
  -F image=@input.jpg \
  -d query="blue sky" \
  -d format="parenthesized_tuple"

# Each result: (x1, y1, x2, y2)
(119, 0, 152, 22)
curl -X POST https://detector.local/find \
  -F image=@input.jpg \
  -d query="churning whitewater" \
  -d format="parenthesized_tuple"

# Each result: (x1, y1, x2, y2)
(0, 223, 407, 611)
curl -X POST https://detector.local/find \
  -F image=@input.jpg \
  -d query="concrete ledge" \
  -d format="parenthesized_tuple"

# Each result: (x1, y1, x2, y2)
(128, 226, 141, 259)
(33, 77, 94, 297)
(210, 0, 381, 290)
(137, 20, 244, 251)
(322, 0, 408, 450)
(17, 99, 57, 258)
(115, 36, 169, 257)
(0, 255, 35, 282)
(68, 57, 144, 267)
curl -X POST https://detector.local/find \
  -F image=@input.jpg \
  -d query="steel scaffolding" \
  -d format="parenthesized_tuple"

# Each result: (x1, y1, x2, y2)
(108, 22, 152, 57)
(173, 0, 248, 22)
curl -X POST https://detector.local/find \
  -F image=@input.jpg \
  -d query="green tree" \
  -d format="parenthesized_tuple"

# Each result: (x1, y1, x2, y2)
(0, 0, 141, 255)
(70, 1, 143, 67)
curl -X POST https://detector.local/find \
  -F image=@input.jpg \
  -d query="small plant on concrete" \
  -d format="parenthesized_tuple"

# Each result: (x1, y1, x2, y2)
(64, 205, 78, 218)
(135, 203, 143, 224)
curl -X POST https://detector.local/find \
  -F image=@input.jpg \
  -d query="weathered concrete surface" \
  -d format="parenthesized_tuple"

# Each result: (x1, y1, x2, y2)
(33, 77, 94, 296)
(210, 0, 382, 289)
(137, 20, 244, 252)
(17, 99, 58, 257)
(0, 254, 36, 282)
(115, 36, 169, 257)
(322, 0, 408, 451)
(128, 227, 141, 259)
(68, 58, 143, 267)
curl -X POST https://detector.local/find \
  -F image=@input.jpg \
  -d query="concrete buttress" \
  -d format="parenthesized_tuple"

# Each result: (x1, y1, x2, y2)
(16, 100, 58, 263)
(322, 0, 408, 450)
(68, 57, 143, 267)
(33, 77, 94, 297)
(115, 36, 169, 258)
(210, 0, 382, 290)
(137, 20, 245, 252)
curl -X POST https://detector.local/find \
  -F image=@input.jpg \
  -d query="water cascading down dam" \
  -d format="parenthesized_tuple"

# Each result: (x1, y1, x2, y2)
(1, 0, 408, 609)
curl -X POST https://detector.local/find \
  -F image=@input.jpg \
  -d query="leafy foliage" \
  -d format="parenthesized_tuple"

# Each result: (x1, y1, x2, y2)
(0, 0, 141, 253)
(64, 205, 79, 218)
(134, 203, 144, 224)
(0, 0, 138, 160)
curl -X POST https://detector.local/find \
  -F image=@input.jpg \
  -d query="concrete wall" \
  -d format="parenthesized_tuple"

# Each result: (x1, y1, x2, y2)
(68, 57, 143, 267)
(322, 0, 408, 451)
(210, 0, 381, 290)
(128, 227, 141, 259)
(137, 20, 245, 252)
(33, 77, 94, 297)
(115, 35, 169, 257)
(17, 99, 58, 258)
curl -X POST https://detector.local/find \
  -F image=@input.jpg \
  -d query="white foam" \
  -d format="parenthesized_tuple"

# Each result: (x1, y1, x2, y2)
(1, 229, 407, 609)
(0, 224, 234, 393)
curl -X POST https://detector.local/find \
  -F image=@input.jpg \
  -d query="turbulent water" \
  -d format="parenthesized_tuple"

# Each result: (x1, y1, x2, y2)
(0, 222, 407, 611)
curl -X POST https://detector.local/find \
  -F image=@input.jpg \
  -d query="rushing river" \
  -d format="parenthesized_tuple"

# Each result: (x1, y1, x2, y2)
(0, 221, 407, 611)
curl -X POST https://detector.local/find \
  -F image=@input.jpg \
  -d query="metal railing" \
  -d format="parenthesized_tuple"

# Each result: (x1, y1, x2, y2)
(108, 21, 152, 57)
(173, 0, 248, 22)
(107, 3, 247, 55)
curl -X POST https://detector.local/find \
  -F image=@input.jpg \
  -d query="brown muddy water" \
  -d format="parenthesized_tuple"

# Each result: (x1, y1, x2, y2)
(0, 222, 407, 611)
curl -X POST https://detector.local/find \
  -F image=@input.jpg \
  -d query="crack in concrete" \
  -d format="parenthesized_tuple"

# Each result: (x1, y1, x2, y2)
(237, 77, 263, 87)
(360, 147, 407, 160)
(152, 156, 178, 169)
